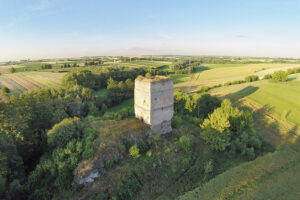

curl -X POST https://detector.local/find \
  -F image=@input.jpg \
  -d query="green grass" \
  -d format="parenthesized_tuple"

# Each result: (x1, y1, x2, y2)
(248, 82, 300, 125)
(169, 74, 191, 84)
(211, 73, 300, 126)
(106, 98, 134, 113)
(205, 63, 248, 69)
(171, 63, 300, 92)
(177, 146, 300, 200)
(94, 88, 108, 98)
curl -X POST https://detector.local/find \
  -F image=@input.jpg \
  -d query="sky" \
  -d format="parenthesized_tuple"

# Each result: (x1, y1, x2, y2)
(1, 0, 300, 61)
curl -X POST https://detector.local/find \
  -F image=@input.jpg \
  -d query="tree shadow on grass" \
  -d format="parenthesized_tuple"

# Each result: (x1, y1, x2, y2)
(234, 86, 259, 97)
(288, 77, 297, 81)
(195, 66, 211, 72)
(222, 86, 299, 149)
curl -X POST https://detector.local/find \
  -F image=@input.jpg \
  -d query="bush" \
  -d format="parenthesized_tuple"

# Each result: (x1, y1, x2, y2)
(263, 74, 272, 79)
(271, 70, 288, 82)
(10, 67, 15, 73)
(245, 75, 259, 82)
(145, 72, 151, 78)
(116, 175, 142, 200)
(179, 135, 193, 153)
(136, 75, 143, 81)
(172, 115, 183, 128)
(287, 68, 295, 75)
(224, 81, 232, 86)
(129, 145, 140, 159)
(197, 86, 210, 93)
(47, 117, 83, 148)
(200, 99, 261, 158)
(204, 159, 214, 174)
(1, 87, 10, 94)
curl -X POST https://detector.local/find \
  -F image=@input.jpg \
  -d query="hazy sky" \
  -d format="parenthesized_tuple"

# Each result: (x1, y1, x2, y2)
(1, 0, 300, 61)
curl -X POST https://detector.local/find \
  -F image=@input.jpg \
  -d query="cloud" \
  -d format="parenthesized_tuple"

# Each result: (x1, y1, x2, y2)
(236, 34, 248, 38)
(154, 33, 172, 40)
(28, 0, 56, 11)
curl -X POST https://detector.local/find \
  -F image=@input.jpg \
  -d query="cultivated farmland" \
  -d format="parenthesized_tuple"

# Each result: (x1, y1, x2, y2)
(0, 71, 65, 97)
(172, 63, 300, 92)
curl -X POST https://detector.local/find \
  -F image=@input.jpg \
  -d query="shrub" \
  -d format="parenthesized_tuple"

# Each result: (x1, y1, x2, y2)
(145, 72, 151, 78)
(172, 115, 183, 128)
(137, 141, 149, 154)
(129, 145, 140, 159)
(245, 75, 259, 82)
(263, 74, 272, 79)
(136, 75, 143, 81)
(116, 175, 142, 200)
(204, 159, 214, 174)
(179, 135, 193, 153)
(287, 68, 296, 75)
(47, 117, 83, 148)
(10, 67, 16, 73)
(271, 70, 288, 82)
(224, 81, 232, 86)
(1, 87, 10, 94)
(200, 99, 261, 158)
(197, 86, 210, 93)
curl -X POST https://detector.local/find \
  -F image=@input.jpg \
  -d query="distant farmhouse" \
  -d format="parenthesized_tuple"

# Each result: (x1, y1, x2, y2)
(134, 76, 174, 134)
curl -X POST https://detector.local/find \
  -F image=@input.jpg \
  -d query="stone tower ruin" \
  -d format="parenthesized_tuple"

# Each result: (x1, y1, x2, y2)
(134, 76, 174, 134)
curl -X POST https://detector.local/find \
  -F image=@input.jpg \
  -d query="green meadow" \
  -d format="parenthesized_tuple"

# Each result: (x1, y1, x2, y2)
(211, 73, 300, 126)
(172, 63, 300, 92)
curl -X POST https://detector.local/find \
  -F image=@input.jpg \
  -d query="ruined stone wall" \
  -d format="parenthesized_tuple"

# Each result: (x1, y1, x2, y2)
(134, 79, 151, 124)
(134, 78, 174, 134)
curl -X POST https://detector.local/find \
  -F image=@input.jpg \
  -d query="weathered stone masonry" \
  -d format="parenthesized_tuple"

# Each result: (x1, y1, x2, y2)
(134, 76, 174, 134)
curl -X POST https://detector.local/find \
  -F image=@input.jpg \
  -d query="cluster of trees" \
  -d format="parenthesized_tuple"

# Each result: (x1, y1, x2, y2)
(0, 64, 148, 199)
(62, 68, 145, 90)
(174, 89, 221, 120)
(264, 70, 289, 82)
(0, 86, 99, 199)
(61, 70, 103, 89)
(39, 64, 52, 70)
(61, 63, 79, 68)
(170, 60, 200, 74)
(271, 70, 288, 82)
(27, 118, 97, 199)
(200, 99, 262, 160)
(84, 60, 103, 66)
(144, 68, 169, 76)
(106, 77, 134, 105)
(174, 90, 262, 160)
(245, 75, 259, 82)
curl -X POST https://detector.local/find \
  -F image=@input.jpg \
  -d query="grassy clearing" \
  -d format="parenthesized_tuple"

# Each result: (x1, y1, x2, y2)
(94, 88, 108, 98)
(106, 98, 134, 113)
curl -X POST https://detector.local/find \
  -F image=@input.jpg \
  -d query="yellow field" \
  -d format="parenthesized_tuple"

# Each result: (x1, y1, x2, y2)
(0, 72, 66, 96)
(0, 64, 24, 74)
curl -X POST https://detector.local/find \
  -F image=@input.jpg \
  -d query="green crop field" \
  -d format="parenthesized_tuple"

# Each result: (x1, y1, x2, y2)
(171, 63, 300, 92)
